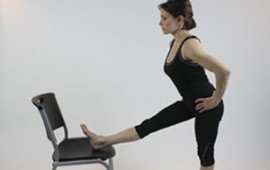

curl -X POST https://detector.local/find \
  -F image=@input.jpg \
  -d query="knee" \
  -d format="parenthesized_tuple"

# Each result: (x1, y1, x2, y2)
(197, 145, 215, 167)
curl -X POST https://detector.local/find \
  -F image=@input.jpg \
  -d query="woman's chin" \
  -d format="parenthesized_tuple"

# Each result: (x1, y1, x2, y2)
(161, 30, 170, 35)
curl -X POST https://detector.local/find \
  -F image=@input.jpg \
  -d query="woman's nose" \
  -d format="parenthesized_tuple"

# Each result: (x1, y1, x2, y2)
(159, 20, 162, 26)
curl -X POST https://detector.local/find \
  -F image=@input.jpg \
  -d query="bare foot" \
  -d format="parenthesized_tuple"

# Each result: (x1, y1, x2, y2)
(80, 124, 108, 150)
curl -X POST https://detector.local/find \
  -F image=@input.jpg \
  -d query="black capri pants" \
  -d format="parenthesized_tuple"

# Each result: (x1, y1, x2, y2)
(135, 100, 224, 167)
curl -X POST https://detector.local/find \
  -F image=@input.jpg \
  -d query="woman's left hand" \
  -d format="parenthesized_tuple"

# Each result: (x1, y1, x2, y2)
(195, 95, 220, 113)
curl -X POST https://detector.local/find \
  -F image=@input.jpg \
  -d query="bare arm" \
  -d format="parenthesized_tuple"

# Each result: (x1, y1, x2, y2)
(182, 39, 230, 112)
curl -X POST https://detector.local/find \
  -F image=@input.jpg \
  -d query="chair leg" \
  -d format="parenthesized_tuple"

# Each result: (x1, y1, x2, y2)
(109, 158, 114, 170)
(52, 164, 57, 170)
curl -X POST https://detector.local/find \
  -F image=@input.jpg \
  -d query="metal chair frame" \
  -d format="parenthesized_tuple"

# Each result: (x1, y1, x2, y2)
(32, 93, 115, 170)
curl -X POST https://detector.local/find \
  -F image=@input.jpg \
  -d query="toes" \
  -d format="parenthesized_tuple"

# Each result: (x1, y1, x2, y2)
(80, 124, 88, 131)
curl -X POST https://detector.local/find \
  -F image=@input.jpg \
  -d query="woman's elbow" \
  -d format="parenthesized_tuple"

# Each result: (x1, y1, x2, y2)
(215, 66, 231, 78)
(223, 66, 231, 78)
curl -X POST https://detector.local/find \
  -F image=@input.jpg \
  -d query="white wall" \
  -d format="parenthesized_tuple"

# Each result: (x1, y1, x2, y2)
(1, 0, 269, 169)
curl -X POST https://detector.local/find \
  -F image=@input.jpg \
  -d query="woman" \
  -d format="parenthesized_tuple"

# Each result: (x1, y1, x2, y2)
(81, 0, 230, 169)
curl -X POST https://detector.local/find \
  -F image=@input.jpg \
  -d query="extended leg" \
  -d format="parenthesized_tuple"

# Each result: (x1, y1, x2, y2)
(135, 101, 194, 138)
(81, 101, 193, 149)
(81, 124, 140, 150)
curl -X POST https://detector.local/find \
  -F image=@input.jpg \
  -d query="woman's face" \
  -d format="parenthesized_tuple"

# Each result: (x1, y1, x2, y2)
(159, 8, 180, 35)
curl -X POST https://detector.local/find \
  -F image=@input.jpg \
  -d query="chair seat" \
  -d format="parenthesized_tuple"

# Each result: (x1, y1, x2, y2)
(53, 137, 115, 161)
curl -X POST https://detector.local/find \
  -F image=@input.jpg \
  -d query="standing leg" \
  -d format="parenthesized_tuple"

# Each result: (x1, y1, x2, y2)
(195, 101, 224, 169)
(200, 165, 214, 170)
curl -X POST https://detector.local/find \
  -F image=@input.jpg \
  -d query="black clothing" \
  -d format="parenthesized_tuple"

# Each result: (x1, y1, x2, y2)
(164, 36, 216, 115)
(135, 36, 224, 166)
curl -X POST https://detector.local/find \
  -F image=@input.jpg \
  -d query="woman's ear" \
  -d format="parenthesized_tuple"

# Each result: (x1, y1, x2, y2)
(178, 15, 185, 23)
(177, 15, 185, 29)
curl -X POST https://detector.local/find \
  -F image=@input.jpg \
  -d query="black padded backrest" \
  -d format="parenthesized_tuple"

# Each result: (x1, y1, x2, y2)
(32, 93, 65, 131)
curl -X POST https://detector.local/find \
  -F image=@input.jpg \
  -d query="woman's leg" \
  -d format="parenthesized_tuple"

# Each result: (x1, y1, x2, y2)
(195, 101, 224, 169)
(134, 101, 194, 138)
(81, 101, 194, 149)
(200, 165, 214, 170)
(81, 124, 140, 149)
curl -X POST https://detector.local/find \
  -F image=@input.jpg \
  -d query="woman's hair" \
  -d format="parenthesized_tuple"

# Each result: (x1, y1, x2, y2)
(159, 0, 196, 30)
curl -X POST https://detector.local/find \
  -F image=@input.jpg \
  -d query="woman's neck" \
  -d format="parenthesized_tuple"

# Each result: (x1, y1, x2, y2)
(172, 29, 191, 42)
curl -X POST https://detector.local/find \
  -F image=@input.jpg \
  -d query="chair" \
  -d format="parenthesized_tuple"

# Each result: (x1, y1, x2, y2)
(32, 93, 115, 170)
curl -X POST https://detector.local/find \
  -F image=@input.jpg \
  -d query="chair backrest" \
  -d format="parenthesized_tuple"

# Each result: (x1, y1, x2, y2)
(32, 93, 68, 145)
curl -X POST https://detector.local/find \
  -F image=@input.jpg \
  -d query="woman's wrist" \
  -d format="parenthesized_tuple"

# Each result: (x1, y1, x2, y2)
(212, 91, 221, 104)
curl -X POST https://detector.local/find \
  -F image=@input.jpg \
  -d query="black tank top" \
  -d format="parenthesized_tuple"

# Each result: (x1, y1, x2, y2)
(164, 36, 215, 105)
